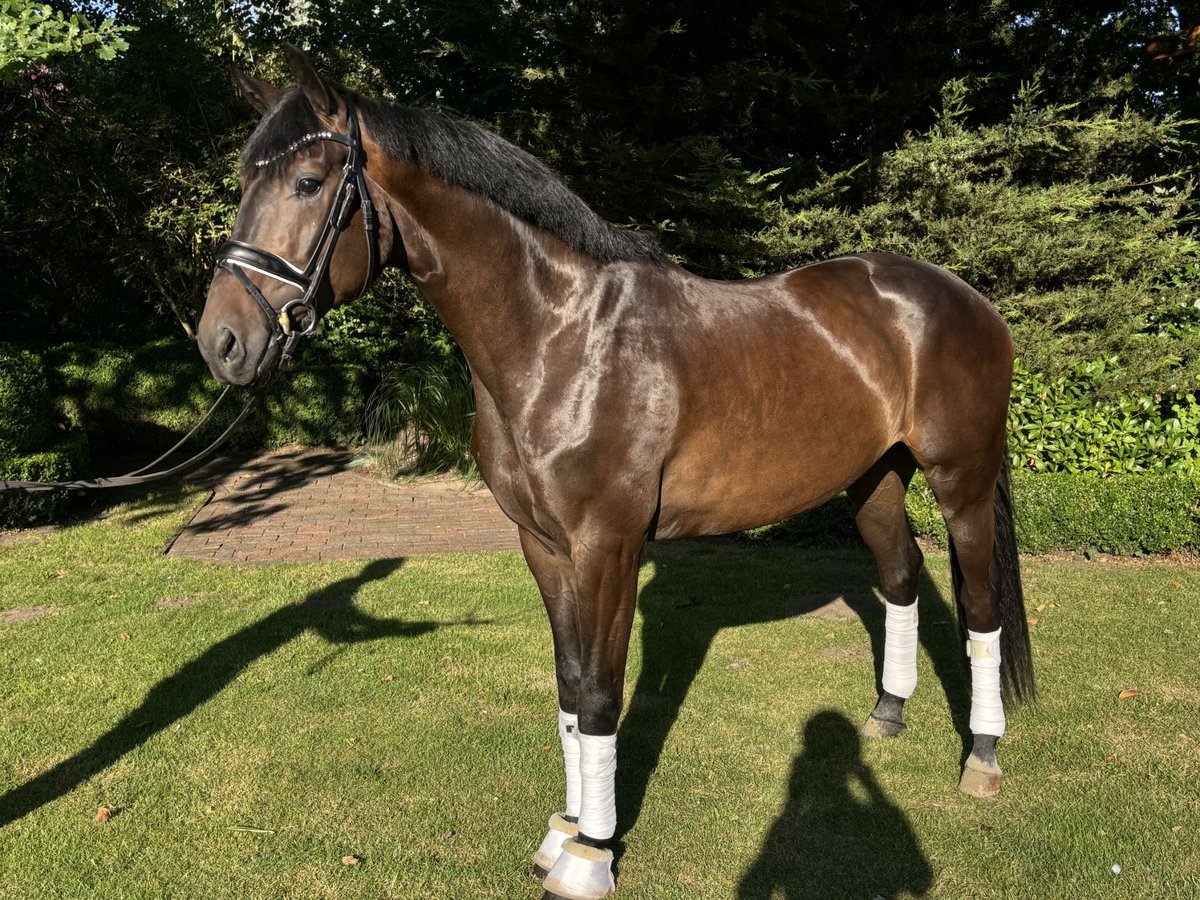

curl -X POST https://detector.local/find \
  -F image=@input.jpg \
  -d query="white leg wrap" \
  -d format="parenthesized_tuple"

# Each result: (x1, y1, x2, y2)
(576, 731, 617, 841)
(881, 599, 919, 699)
(559, 709, 582, 818)
(967, 628, 1005, 738)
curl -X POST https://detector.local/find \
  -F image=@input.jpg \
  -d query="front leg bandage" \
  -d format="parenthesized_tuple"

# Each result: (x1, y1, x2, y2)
(559, 709, 581, 818)
(576, 731, 617, 841)
(882, 599, 919, 699)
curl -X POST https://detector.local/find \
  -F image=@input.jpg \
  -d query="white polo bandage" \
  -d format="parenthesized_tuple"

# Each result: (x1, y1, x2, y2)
(967, 628, 1005, 737)
(576, 731, 618, 841)
(558, 709, 581, 818)
(882, 600, 919, 699)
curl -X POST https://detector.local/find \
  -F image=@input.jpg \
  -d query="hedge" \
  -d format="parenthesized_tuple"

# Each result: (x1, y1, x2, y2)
(0, 343, 54, 455)
(753, 471, 1200, 556)
(46, 339, 370, 453)
(0, 433, 90, 527)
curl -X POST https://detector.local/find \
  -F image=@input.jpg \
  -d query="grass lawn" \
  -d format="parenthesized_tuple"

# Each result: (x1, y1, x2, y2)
(0, 487, 1197, 899)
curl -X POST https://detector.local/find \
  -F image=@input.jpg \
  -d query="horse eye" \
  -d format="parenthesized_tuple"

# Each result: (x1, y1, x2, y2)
(296, 176, 322, 195)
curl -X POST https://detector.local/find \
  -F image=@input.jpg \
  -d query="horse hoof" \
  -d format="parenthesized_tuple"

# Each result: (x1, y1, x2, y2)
(542, 839, 615, 899)
(860, 714, 906, 739)
(533, 813, 578, 880)
(959, 753, 1002, 798)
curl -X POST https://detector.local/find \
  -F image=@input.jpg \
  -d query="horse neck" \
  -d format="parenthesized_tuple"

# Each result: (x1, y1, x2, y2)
(368, 151, 600, 402)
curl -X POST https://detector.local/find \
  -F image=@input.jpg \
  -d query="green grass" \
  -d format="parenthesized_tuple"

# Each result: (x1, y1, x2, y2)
(0, 490, 1197, 899)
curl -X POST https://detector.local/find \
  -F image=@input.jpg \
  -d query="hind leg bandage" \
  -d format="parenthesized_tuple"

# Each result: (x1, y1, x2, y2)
(967, 628, 1005, 737)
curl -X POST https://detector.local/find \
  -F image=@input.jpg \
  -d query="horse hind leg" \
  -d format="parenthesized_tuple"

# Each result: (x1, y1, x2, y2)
(847, 446, 924, 740)
(924, 457, 1035, 798)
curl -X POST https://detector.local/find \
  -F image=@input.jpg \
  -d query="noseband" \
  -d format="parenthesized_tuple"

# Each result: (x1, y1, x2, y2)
(216, 104, 380, 371)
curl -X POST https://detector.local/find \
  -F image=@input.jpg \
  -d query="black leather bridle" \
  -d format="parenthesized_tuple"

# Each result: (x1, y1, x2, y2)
(0, 105, 381, 494)
(216, 103, 380, 371)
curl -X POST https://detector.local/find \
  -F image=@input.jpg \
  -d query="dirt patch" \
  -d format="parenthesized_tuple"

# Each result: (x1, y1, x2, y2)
(0, 527, 57, 548)
(0, 605, 57, 625)
(786, 590, 885, 621)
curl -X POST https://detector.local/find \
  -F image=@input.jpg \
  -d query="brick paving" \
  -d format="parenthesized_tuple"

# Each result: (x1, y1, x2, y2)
(168, 447, 520, 564)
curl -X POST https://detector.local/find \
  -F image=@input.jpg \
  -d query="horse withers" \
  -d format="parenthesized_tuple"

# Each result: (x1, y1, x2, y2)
(198, 46, 1034, 899)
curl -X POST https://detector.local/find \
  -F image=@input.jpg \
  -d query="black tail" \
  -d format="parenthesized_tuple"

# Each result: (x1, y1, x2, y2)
(949, 457, 1037, 704)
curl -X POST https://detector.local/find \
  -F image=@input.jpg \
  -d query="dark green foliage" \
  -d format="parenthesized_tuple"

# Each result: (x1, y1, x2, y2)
(365, 357, 478, 478)
(0, 433, 89, 527)
(47, 339, 368, 454)
(0, 344, 54, 455)
(259, 363, 369, 448)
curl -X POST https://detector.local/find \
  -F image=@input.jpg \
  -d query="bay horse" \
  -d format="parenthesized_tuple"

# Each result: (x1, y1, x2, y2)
(198, 47, 1034, 899)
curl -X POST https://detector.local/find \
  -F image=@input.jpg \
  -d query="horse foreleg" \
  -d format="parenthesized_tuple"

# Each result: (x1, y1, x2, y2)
(537, 535, 642, 900)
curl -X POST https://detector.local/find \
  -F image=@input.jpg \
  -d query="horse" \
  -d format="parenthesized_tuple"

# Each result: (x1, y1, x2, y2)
(197, 46, 1035, 899)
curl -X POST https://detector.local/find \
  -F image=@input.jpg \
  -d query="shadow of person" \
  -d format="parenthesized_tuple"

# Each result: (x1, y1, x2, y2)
(737, 710, 933, 899)
(616, 540, 970, 841)
(0, 557, 476, 827)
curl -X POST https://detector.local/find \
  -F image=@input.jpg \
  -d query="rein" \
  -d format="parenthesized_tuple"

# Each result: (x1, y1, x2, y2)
(0, 104, 379, 495)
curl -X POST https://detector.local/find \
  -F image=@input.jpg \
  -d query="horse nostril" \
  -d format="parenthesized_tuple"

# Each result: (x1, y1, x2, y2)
(220, 330, 239, 364)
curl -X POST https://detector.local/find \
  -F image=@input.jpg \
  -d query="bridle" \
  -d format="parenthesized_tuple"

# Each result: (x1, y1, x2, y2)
(216, 102, 380, 373)
(0, 103, 382, 494)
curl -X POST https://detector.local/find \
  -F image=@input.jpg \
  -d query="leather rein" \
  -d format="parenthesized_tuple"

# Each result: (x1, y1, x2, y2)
(0, 104, 379, 494)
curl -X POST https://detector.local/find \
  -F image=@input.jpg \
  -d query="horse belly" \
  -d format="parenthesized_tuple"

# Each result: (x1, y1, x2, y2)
(654, 354, 898, 540)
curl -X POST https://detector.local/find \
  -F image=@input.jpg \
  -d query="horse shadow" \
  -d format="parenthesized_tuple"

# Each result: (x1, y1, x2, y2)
(616, 539, 970, 872)
(737, 710, 933, 899)
(0, 557, 482, 827)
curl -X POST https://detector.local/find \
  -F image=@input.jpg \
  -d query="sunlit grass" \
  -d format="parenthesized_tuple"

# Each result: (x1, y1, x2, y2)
(0, 490, 1196, 898)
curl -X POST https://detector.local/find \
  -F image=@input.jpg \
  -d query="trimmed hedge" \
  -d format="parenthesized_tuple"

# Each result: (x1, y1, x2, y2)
(0, 343, 54, 455)
(0, 433, 90, 527)
(46, 339, 370, 453)
(750, 471, 1200, 556)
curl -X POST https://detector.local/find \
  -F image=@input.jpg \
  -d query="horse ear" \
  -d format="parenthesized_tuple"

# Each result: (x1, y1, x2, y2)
(231, 67, 279, 115)
(284, 43, 337, 116)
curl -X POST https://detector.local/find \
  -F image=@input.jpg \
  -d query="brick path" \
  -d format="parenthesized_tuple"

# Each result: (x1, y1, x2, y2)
(168, 447, 520, 564)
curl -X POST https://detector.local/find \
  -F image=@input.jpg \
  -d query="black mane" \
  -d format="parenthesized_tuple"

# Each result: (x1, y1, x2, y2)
(241, 87, 665, 265)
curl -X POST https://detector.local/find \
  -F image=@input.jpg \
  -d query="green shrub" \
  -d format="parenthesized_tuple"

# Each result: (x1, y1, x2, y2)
(0, 433, 89, 527)
(365, 357, 478, 477)
(46, 339, 370, 454)
(1007, 472, 1200, 555)
(257, 363, 369, 448)
(1009, 359, 1200, 476)
(0, 343, 54, 455)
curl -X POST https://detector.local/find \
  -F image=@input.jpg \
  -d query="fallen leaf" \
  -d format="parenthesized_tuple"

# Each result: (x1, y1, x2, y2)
(95, 805, 115, 823)
(1118, 689, 1141, 701)
(1107, 754, 1117, 761)
(1173, 825, 1183, 833)
(979, 822, 994, 833)
(540, 744, 553, 751)
(381, 674, 394, 683)
(1035, 603, 1047, 612)
(1172, 580, 1181, 589)
(1027, 617, 1041, 625)
(342, 855, 360, 866)
(118, 632, 130, 641)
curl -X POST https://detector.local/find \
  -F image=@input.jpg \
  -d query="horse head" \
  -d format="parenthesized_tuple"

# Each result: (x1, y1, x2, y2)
(198, 46, 377, 385)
